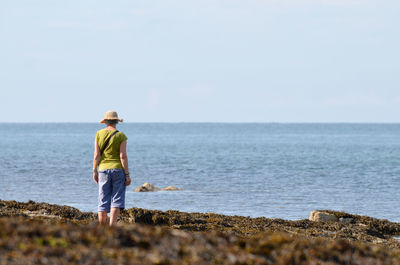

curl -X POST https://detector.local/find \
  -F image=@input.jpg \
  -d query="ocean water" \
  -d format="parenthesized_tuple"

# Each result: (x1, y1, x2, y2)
(1, 123, 400, 221)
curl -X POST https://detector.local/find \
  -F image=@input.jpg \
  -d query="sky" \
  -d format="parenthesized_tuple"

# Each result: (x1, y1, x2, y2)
(0, 0, 399, 122)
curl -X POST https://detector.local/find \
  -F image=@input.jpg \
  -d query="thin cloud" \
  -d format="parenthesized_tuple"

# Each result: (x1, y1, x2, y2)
(146, 90, 162, 110)
(178, 85, 215, 99)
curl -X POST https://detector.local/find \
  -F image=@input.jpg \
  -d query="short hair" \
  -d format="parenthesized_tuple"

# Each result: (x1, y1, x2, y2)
(105, 119, 119, 125)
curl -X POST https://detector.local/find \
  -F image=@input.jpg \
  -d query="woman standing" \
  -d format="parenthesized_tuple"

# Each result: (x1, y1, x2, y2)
(92, 111, 131, 226)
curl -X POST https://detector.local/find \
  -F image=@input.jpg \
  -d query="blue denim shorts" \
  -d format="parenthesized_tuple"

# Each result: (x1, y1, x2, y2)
(98, 169, 126, 213)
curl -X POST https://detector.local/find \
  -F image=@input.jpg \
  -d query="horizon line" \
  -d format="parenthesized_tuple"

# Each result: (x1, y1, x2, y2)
(1, 121, 399, 124)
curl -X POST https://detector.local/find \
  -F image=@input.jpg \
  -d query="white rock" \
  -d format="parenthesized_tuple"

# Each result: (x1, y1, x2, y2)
(309, 211, 338, 222)
(134, 182, 160, 192)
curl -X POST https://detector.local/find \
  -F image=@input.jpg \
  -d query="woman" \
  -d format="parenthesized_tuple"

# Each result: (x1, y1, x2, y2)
(92, 110, 131, 226)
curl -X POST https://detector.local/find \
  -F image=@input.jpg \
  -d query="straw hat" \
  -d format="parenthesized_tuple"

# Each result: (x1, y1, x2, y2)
(99, 110, 124, 124)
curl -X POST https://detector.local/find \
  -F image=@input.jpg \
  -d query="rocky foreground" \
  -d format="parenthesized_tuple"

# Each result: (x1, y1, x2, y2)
(1, 200, 400, 264)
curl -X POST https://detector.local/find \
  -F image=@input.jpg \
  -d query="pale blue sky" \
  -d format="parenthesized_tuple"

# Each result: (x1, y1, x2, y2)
(1, 0, 399, 122)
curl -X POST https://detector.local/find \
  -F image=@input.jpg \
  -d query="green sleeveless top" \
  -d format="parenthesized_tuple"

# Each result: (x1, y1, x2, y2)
(96, 129, 128, 170)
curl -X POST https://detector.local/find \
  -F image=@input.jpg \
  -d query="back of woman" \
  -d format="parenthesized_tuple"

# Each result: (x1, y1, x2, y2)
(92, 111, 131, 226)
(96, 129, 127, 170)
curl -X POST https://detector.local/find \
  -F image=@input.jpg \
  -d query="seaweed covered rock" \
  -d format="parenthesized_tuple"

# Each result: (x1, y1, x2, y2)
(0, 200, 96, 222)
(2, 200, 400, 249)
(1, 217, 400, 265)
(119, 207, 400, 247)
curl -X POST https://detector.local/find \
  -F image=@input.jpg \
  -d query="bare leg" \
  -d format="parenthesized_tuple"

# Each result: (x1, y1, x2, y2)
(109, 207, 120, 227)
(98, 211, 108, 225)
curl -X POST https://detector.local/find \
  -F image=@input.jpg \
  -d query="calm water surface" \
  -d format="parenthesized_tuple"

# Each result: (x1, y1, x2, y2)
(1, 123, 400, 221)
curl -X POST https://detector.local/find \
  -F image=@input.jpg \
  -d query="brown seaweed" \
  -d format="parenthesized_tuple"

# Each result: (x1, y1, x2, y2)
(1, 200, 400, 264)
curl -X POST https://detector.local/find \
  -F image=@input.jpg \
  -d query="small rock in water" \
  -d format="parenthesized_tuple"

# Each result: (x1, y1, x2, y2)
(134, 183, 160, 192)
(161, 186, 182, 191)
(134, 182, 182, 192)
(309, 211, 338, 222)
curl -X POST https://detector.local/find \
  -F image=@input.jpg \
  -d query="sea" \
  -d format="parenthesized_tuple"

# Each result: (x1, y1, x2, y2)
(1, 123, 400, 221)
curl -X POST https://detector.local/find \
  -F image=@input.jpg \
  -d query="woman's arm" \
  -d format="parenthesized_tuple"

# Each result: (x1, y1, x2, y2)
(120, 140, 131, 186)
(92, 140, 101, 183)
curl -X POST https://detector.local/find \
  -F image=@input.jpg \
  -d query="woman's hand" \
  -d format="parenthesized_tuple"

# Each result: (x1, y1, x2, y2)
(125, 176, 131, 186)
(93, 171, 99, 184)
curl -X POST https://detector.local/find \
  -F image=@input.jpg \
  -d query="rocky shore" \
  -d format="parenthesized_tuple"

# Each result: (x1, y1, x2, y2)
(1, 200, 400, 264)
